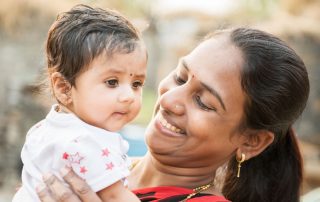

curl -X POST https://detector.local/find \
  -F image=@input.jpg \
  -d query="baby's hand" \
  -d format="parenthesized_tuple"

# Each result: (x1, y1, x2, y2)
(36, 167, 102, 202)
(15, 183, 22, 192)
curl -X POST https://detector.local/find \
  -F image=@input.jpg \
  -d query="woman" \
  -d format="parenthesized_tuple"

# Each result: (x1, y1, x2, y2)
(36, 27, 309, 202)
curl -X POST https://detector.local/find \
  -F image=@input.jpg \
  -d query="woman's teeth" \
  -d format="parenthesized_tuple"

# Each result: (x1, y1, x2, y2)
(159, 115, 184, 134)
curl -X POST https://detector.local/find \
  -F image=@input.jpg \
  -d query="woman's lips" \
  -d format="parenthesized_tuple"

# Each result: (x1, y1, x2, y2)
(157, 114, 185, 135)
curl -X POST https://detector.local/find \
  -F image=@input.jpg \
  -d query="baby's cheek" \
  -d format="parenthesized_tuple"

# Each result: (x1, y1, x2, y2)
(136, 97, 143, 111)
(130, 102, 141, 120)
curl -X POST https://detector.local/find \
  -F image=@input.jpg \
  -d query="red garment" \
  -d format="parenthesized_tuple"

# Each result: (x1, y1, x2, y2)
(133, 186, 230, 202)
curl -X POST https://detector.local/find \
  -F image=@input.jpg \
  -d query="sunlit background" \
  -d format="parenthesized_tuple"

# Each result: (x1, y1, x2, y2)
(0, 0, 319, 201)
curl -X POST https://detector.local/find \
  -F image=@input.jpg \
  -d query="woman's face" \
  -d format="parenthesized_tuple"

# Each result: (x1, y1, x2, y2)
(145, 35, 247, 169)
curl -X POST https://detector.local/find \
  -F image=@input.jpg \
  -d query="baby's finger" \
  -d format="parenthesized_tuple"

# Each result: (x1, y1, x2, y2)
(36, 183, 56, 202)
(43, 173, 81, 202)
(60, 166, 102, 202)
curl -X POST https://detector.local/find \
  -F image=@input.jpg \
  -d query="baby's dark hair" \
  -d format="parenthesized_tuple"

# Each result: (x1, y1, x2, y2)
(46, 4, 141, 86)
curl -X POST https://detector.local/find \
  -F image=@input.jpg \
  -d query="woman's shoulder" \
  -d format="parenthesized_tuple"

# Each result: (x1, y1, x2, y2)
(133, 186, 229, 202)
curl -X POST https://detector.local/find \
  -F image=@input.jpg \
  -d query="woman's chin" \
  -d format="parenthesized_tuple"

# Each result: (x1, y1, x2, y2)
(144, 119, 185, 155)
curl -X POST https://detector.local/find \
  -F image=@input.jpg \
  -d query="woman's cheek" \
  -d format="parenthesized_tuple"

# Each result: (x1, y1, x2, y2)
(189, 112, 213, 139)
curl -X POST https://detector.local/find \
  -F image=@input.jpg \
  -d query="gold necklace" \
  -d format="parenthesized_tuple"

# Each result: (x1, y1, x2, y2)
(180, 180, 215, 202)
(130, 159, 215, 202)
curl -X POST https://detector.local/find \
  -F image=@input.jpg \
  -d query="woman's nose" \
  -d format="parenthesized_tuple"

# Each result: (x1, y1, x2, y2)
(159, 86, 185, 115)
(118, 86, 135, 103)
(158, 71, 175, 96)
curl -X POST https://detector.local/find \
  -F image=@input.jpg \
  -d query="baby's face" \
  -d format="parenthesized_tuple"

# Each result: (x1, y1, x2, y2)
(68, 46, 147, 131)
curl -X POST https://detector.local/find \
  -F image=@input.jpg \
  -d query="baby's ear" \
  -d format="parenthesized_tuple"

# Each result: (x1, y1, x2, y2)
(50, 72, 72, 106)
(237, 129, 275, 160)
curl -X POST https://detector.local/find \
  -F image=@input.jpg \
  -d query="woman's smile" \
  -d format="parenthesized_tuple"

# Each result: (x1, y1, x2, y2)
(156, 113, 186, 137)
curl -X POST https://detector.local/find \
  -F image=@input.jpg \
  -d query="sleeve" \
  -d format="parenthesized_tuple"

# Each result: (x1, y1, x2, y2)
(53, 133, 130, 192)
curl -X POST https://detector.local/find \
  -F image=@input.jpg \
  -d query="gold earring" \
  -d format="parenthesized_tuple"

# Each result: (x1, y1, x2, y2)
(236, 153, 245, 178)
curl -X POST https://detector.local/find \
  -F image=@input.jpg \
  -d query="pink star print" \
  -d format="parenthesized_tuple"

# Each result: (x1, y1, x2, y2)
(68, 152, 84, 164)
(35, 123, 42, 128)
(80, 166, 88, 174)
(62, 152, 69, 160)
(106, 162, 114, 170)
(102, 148, 110, 157)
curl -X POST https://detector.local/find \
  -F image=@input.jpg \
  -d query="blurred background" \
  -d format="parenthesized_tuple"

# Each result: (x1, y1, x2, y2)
(0, 0, 319, 200)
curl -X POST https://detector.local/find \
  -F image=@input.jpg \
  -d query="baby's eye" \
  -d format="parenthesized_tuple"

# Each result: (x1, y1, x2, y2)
(132, 80, 144, 89)
(106, 79, 119, 88)
(174, 75, 186, 85)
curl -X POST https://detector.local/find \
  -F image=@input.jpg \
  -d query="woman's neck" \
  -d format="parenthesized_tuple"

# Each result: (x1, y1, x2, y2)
(128, 153, 221, 195)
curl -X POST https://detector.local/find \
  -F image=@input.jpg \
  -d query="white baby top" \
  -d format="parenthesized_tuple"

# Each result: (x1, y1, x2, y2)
(13, 105, 131, 202)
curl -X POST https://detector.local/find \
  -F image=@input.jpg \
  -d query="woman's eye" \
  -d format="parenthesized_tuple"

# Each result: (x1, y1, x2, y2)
(132, 80, 144, 89)
(106, 79, 119, 88)
(195, 95, 216, 111)
(174, 75, 186, 85)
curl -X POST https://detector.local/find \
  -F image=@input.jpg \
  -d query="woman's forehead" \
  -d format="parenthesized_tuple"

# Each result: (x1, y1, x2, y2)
(182, 37, 245, 114)
(183, 37, 243, 78)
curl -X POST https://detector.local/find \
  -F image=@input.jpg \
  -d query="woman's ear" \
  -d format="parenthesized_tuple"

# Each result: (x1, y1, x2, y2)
(51, 72, 72, 106)
(237, 129, 275, 160)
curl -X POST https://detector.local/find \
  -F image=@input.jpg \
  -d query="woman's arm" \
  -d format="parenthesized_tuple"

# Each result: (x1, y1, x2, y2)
(37, 167, 101, 202)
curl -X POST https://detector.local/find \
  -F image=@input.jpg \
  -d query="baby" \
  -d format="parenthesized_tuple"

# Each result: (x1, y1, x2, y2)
(13, 4, 147, 202)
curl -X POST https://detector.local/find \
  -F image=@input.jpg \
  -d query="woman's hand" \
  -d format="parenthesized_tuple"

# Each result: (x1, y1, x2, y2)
(36, 166, 102, 202)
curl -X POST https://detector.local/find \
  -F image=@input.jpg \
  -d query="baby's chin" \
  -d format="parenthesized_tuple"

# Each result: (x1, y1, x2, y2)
(93, 121, 123, 132)
(103, 124, 125, 132)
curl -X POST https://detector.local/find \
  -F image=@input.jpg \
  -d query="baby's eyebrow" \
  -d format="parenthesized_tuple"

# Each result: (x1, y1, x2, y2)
(180, 58, 226, 112)
(105, 68, 125, 74)
(133, 74, 146, 79)
(104, 68, 145, 78)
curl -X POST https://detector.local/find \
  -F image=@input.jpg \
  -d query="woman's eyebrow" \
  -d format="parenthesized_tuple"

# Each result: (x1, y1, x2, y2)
(180, 58, 227, 111)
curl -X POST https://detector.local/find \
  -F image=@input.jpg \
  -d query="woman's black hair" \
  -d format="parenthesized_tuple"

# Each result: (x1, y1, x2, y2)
(219, 28, 309, 202)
